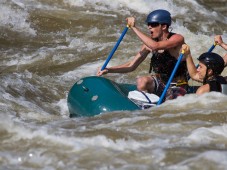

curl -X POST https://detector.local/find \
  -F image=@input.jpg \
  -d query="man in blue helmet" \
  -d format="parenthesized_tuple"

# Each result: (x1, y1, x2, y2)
(97, 9, 188, 99)
(182, 44, 227, 94)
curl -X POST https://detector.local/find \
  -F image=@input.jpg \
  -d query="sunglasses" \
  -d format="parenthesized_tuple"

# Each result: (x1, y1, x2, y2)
(147, 22, 160, 27)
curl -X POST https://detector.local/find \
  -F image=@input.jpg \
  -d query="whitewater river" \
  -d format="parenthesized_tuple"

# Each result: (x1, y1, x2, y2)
(1, 0, 227, 169)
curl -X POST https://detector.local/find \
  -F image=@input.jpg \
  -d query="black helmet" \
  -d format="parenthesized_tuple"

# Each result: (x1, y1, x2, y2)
(198, 52, 224, 75)
(146, 9, 171, 26)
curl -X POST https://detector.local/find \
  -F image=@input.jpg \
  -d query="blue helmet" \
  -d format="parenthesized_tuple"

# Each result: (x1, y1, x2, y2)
(198, 52, 225, 75)
(146, 9, 171, 26)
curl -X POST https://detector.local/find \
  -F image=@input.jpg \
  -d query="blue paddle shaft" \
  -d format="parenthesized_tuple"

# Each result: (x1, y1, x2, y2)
(157, 53, 184, 105)
(101, 27, 128, 71)
(207, 44, 216, 53)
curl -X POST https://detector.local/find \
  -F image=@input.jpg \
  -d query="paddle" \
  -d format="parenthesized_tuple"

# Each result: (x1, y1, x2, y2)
(157, 50, 185, 105)
(187, 43, 217, 80)
(101, 25, 129, 71)
(207, 43, 217, 53)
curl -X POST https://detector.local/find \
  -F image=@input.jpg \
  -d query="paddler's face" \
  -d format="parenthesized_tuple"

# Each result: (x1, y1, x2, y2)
(147, 22, 162, 39)
(197, 62, 207, 79)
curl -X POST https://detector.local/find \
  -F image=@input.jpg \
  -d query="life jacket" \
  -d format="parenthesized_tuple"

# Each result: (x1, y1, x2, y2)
(149, 32, 187, 84)
(207, 76, 227, 92)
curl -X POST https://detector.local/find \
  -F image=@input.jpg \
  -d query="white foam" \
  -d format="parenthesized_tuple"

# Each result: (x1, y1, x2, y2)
(59, 61, 104, 82)
(68, 36, 110, 53)
(186, 125, 227, 145)
(95, 116, 149, 128)
(2, 119, 152, 153)
(64, 0, 178, 15)
(0, 0, 36, 36)
(168, 150, 227, 170)
(52, 98, 69, 118)
(159, 92, 227, 111)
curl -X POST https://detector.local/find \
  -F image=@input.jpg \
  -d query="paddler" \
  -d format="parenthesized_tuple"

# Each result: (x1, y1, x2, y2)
(182, 44, 227, 94)
(97, 9, 188, 100)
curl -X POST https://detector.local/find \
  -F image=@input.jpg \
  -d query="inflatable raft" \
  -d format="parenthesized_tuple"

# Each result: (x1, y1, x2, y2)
(67, 76, 159, 117)
(68, 76, 227, 117)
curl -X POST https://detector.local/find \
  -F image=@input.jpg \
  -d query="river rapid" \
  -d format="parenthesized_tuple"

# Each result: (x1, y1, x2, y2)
(1, 0, 227, 169)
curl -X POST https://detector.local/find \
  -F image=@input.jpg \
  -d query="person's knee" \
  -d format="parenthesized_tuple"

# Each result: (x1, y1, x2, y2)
(136, 77, 146, 90)
(136, 76, 154, 92)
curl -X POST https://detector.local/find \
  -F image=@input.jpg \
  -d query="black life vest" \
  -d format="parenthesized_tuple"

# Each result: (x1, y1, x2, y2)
(149, 32, 187, 83)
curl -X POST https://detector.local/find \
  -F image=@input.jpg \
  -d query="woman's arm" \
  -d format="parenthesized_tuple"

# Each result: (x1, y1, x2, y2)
(182, 44, 202, 82)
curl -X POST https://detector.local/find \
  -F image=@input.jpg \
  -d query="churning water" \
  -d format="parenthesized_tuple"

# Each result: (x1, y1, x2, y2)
(0, 0, 227, 169)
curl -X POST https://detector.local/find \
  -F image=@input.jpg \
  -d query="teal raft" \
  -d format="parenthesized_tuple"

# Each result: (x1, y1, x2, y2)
(68, 76, 227, 117)
(68, 76, 141, 117)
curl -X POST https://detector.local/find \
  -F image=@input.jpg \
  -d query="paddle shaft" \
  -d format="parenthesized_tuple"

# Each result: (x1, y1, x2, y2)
(101, 26, 129, 71)
(157, 52, 185, 105)
(207, 44, 216, 53)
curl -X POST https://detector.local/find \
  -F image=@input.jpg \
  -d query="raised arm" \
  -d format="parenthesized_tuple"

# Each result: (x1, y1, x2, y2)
(182, 44, 202, 82)
(127, 17, 184, 52)
(215, 35, 227, 50)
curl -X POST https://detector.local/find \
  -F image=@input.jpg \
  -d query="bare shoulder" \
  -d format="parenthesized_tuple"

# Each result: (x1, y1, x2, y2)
(196, 84, 210, 95)
(169, 33, 184, 43)
(167, 33, 184, 56)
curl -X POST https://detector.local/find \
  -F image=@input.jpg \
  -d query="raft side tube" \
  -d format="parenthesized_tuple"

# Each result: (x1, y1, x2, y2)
(221, 84, 227, 95)
(68, 76, 140, 117)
